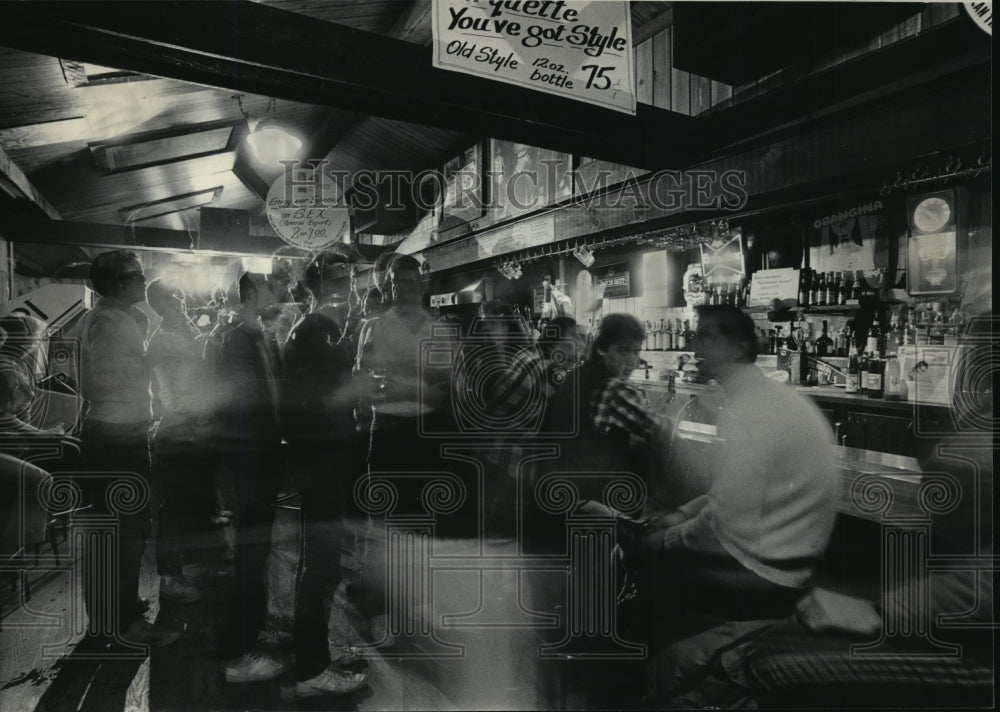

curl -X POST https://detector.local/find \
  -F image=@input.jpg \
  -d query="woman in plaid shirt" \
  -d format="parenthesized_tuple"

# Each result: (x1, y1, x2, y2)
(546, 313, 671, 495)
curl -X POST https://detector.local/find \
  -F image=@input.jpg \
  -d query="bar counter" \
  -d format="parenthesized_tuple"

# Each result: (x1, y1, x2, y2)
(631, 376, 929, 521)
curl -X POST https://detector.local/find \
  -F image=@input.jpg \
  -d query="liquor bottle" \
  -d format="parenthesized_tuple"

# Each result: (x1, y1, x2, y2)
(683, 320, 694, 351)
(775, 326, 785, 351)
(885, 314, 901, 357)
(799, 268, 811, 307)
(834, 326, 847, 357)
(798, 342, 812, 385)
(842, 271, 854, 305)
(883, 354, 906, 400)
(815, 320, 833, 357)
(845, 353, 860, 393)
(768, 329, 777, 355)
(720, 282, 730, 307)
(859, 351, 870, 396)
(851, 270, 863, 301)
(929, 310, 946, 345)
(675, 319, 686, 350)
(866, 315, 882, 356)
(666, 319, 674, 351)
(815, 272, 827, 307)
(837, 271, 848, 306)
(825, 272, 837, 308)
(786, 322, 798, 351)
(866, 354, 884, 398)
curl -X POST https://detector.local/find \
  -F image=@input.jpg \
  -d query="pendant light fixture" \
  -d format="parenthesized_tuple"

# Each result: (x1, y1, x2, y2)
(234, 94, 303, 166)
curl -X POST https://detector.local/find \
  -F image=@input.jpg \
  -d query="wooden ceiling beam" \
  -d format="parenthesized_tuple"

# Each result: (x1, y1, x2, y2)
(387, 0, 433, 45)
(632, 6, 674, 45)
(0, 145, 61, 219)
(0, 117, 90, 151)
(1, 213, 287, 256)
(0, 1, 699, 171)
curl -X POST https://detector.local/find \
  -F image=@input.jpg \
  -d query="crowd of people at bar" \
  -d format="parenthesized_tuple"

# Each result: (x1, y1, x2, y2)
(6, 243, 988, 708)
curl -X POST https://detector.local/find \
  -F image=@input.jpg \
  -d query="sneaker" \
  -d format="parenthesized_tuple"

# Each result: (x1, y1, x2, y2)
(159, 575, 201, 604)
(121, 619, 179, 648)
(294, 666, 367, 697)
(329, 644, 363, 665)
(224, 650, 287, 683)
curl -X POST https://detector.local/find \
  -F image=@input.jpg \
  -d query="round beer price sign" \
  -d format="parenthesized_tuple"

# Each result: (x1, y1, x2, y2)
(265, 167, 349, 249)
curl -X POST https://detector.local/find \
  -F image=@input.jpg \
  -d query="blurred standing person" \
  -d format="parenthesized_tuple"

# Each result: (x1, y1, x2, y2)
(353, 287, 387, 374)
(146, 279, 213, 604)
(353, 256, 449, 639)
(280, 313, 367, 696)
(370, 251, 399, 307)
(215, 273, 286, 682)
(74, 250, 178, 647)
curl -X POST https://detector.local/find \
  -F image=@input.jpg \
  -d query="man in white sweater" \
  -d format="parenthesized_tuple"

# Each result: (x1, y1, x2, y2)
(652, 305, 839, 620)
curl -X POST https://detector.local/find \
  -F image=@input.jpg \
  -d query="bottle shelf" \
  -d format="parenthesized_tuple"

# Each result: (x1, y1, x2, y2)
(802, 304, 860, 314)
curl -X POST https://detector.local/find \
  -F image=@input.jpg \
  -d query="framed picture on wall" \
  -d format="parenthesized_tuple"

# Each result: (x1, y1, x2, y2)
(440, 141, 486, 232)
(490, 139, 572, 222)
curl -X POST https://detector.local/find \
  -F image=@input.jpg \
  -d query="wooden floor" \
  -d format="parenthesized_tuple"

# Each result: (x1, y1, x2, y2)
(1, 506, 644, 712)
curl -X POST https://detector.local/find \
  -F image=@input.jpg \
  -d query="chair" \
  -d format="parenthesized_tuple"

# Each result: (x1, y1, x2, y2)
(0, 452, 53, 628)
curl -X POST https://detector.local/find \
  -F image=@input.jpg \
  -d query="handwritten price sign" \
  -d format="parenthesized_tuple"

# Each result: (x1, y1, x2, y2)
(432, 0, 636, 115)
(265, 169, 350, 250)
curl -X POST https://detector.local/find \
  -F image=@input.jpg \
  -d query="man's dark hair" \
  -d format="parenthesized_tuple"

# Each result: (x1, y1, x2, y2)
(591, 313, 644, 358)
(389, 255, 421, 278)
(89, 250, 139, 297)
(238, 272, 258, 307)
(695, 305, 759, 363)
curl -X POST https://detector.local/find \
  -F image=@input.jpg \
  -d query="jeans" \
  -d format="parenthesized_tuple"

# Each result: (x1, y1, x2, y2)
(152, 437, 217, 576)
(290, 438, 355, 680)
(216, 443, 281, 657)
(78, 419, 150, 635)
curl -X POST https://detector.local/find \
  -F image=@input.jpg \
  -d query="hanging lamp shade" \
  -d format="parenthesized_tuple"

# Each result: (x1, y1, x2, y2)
(246, 118, 303, 166)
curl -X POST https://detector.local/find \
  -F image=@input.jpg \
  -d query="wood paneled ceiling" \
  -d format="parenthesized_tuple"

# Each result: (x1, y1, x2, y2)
(0, 1, 985, 254)
(0, 1, 680, 243)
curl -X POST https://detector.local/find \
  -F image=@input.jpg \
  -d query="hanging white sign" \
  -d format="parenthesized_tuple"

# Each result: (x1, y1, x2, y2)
(265, 167, 350, 250)
(431, 0, 636, 115)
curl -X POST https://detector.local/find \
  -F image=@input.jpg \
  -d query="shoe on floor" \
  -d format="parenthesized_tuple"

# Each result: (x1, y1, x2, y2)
(329, 644, 363, 665)
(121, 619, 179, 648)
(294, 666, 367, 697)
(224, 650, 287, 683)
(159, 575, 201, 604)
